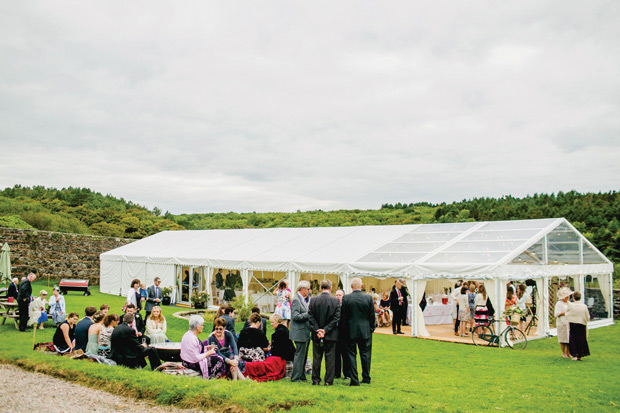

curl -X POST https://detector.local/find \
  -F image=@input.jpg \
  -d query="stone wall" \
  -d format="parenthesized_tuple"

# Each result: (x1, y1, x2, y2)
(0, 228, 135, 284)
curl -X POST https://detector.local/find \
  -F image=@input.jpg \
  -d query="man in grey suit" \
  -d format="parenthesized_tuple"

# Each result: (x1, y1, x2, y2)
(290, 280, 311, 382)
(145, 277, 163, 319)
(308, 279, 340, 386)
(341, 277, 375, 386)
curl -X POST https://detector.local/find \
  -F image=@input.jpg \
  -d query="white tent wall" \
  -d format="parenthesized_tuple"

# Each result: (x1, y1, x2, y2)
(121, 262, 146, 297)
(100, 259, 122, 295)
(146, 264, 175, 291)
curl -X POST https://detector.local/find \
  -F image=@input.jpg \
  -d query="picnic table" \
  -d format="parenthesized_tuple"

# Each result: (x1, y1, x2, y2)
(0, 301, 20, 329)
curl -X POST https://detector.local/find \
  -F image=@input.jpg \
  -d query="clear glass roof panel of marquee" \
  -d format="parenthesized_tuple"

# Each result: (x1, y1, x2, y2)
(422, 220, 553, 264)
(547, 222, 581, 265)
(583, 243, 608, 264)
(510, 240, 544, 265)
(354, 222, 477, 263)
(355, 219, 567, 265)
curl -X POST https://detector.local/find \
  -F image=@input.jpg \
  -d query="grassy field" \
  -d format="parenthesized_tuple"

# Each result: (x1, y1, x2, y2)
(1, 280, 619, 412)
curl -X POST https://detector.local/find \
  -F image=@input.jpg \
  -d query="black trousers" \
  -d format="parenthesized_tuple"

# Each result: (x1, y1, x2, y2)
(454, 304, 460, 332)
(335, 338, 350, 378)
(392, 306, 404, 333)
(18, 299, 29, 331)
(311, 338, 336, 385)
(347, 337, 372, 385)
(122, 347, 161, 370)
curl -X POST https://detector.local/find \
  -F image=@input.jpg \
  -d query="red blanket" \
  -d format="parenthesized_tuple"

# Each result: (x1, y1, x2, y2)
(244, 356, 286, 382)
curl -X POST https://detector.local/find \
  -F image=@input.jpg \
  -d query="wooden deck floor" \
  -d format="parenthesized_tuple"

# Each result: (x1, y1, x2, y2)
(374, 321, 539, 345)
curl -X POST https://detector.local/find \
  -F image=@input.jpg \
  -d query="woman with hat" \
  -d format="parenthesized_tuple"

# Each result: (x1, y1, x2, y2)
(48, 286, 66, 326)
(554, 287, 573, 358)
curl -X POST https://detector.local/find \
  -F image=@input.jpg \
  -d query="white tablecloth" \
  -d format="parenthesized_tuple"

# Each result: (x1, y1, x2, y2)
(422, 303, 453, 325)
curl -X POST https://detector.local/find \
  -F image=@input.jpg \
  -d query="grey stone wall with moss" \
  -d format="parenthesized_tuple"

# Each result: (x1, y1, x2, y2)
(0, 227, 134, 284)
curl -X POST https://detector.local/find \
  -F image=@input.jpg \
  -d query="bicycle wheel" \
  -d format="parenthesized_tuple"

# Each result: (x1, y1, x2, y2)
(504, 327, 527, 350)
(472, 324, 494, 346)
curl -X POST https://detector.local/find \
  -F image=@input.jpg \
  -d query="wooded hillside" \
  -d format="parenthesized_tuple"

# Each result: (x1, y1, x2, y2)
(1, 185, 618, 279)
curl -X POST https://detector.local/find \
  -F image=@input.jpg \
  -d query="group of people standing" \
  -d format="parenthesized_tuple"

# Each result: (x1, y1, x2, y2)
(290, 277, 375, 386)
(451, 280, 497, 337)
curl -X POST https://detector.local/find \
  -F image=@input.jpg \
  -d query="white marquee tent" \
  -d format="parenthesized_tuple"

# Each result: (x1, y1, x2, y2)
(100, 218, 614, 340)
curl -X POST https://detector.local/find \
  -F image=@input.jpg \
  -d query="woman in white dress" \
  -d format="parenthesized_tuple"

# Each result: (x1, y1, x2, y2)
(28, 290, 48, 329)
(554, 287, 573, 358)
(145, 306, 168, 344)
(126, 279, 141, 308)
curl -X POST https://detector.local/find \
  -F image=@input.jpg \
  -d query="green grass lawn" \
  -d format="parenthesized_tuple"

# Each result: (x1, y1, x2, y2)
(1, 280, 619, 412)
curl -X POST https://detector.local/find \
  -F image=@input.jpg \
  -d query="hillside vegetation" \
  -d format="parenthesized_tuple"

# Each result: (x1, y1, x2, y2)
(1, 186, 618, 278)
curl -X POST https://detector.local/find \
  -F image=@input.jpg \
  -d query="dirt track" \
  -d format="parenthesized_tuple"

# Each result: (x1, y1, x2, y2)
(0, 364, 202, 412)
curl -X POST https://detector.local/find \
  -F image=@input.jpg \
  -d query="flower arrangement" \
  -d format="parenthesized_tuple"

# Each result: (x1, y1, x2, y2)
(161, 286, 173, 298)
(191, 291, 210, 309)
(502, 305, 525, 325)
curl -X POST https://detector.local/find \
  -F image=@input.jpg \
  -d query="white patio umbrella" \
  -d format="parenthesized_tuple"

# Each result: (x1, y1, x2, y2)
(0, 243, 11, 285)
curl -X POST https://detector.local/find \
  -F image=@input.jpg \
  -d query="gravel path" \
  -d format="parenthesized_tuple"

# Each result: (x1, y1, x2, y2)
(0, 364, 204, 412)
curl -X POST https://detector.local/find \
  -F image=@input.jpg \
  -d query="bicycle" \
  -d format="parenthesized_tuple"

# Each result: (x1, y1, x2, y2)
(472, 318, 527, 349)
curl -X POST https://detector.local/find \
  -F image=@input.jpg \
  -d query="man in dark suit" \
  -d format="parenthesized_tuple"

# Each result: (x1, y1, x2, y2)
(124, 304, 149, 344)
(290, 280, 311, 382)
(74, 306, 97, 351)
(7, 278, 19, 300)
(341, 277, 376, 386)
(215, 269, 224, 290)
(17, 273, 36, 331)
(334, 289, 350, 380)
(389, 280, 406, 334)
(400, 279, 410, 325)
(308, 279, 340, 386)
(145, 277, 163, 319)
(110, 313, 161, 370)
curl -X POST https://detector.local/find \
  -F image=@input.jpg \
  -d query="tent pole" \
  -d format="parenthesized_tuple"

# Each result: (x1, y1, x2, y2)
(243, 270, 249, 305)
(411, 277, 417, 337)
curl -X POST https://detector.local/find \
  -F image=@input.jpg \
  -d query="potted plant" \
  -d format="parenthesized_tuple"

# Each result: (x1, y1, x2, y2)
(191, 291, 210, 309)
(161, 286, 173, 305)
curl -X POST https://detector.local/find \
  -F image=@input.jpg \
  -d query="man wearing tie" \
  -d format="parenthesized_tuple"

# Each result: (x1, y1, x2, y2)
(308, 279, 340, 386)
(389, 280, 405, 335)
(145, 277, 163, 319)
(290, 280, 311, 382)
(341, 277, 375, 386)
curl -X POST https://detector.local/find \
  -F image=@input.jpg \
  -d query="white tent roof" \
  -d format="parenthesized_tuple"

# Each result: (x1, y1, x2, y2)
(100, 218, 612, 279)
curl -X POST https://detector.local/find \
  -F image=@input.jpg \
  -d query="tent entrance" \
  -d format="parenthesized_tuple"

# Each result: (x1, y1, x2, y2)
(177, 266, 203, 305)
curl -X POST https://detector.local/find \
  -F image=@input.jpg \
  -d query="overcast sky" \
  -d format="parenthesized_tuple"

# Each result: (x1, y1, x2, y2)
(1, 2, 619, 214)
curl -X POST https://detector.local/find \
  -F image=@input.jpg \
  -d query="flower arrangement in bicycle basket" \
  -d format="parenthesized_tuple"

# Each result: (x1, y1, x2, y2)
(502, 304, 526, 326)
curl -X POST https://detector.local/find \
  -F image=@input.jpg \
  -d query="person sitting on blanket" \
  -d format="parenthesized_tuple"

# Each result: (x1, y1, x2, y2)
(206, 317, 245, 380)
(244, 313, 296, 382)
(110, 313, 161, 370)
(53, 312, 79, 353)
(237, 313, 270, 362)
(180, 315, 230, 379)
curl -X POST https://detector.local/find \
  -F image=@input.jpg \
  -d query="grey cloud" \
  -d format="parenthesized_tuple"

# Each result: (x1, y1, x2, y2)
(1, 1, 619, 214)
